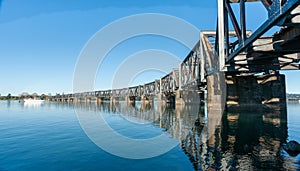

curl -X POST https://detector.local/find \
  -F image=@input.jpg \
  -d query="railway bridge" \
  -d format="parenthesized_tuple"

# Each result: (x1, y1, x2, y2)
(51, 0, 300, 111)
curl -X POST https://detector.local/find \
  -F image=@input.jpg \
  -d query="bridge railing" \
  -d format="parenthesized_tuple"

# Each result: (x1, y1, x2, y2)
(127, 86, 139, 97)
(143, 81, 156, 96)
(180, 41, 203, 89)
(160, 69, 179, 94)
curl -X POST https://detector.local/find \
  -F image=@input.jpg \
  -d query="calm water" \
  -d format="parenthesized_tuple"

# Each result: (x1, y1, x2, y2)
(0, 100, 299, 170)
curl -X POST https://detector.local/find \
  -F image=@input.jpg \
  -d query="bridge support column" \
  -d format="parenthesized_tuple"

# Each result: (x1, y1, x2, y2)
(141, 102, 151, 111)
(141, 95, 153, 105)
(175, 90, 205, 106)
(68, 98, 73, 103)
(157, 93, 164, 104)
(96, 97, 103, 104)
(206, 71, 226, 145)
(126, 96, 136, 105)
(207, 71, 227, 111)
(226, 72, 286, 111)
(158, 93, 175, 107)
(110, 97, 119, 104)
(85, 97, 91, 103)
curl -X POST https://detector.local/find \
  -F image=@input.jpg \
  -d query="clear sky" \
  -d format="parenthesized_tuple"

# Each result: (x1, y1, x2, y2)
(0, 0, 299, 96)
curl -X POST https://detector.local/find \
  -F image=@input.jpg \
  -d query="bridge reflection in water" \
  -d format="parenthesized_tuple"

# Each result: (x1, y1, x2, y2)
(184, 109, 288, 170)
(56, 100, 291, 170)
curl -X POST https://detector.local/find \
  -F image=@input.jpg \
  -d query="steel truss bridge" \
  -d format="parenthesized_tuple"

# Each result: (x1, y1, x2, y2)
(51, 0, 300, 108)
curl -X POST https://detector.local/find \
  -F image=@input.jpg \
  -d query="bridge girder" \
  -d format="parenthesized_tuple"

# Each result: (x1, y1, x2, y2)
(217, 0, 300, 72)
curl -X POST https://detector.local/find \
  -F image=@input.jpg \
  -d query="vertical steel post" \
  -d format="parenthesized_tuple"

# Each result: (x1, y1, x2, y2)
(225, 1, 229, 56)
(200, 32, 205, 82)
(240, 0, 246, 45)
(218, 0, 225, 70)
(215, 21, 219, 53)
(178, 63, 182, 90)
(138, 85, 141, 97)
(155, 80, 159, 94)
(160, 78, 162, 94)
(196, 48, 200, 81)
(172, 69, 176, 92)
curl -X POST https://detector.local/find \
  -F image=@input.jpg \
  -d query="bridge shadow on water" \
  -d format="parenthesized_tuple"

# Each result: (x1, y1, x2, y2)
(51, 101, 296, 170)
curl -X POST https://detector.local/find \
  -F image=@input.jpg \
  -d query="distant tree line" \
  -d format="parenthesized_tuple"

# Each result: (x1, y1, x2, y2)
(287, 93, 300, 100)
(0, 93, 21, 100)
(0, 93, 51, 100)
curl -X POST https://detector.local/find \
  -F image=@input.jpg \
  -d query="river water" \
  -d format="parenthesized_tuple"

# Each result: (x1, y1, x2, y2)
(0, 100, 299, 170)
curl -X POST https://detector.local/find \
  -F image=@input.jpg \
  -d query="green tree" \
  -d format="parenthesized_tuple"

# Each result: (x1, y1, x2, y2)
(41, 94, 47, 100)
(7, 93, 11, 100)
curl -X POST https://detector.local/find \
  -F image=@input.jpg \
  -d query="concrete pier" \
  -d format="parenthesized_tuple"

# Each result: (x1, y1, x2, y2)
(85, 97, 91, 103)
(158, 93, 175, 107)
(110, 97, 119, 104)
(175, 89, 204, 106)
(141, 95, 153, 105)
(68, 98, 74, 103)
(125, 96, 136, 105)
(226, 72, 286, 111)
(97, 97, 104, 104)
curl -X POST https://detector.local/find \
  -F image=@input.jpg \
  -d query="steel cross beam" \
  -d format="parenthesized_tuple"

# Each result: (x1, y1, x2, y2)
(217, 0, 300, 67)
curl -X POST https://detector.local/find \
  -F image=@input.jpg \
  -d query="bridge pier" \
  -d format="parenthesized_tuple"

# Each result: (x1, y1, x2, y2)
(141, 95, 153, 105)
(76, 97, 81, 103)
(96, 97, 104, 104)
(157, 93, 164, 104)
(85, 97, 91, 103)
(141, 100, 152, 111)
(226, 72, 286, 111)
(125, 96, 136, 105)
(68, 97, 74, 103)
(158, 93, 175, 107)
(206, 70, 286, 111)
(207, 71, 227, 112)
(175, 90, 205, 106)
(110, 97, 119, 105)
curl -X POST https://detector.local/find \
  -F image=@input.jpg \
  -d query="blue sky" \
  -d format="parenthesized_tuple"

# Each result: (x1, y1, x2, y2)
(0, 0, 299, 95)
